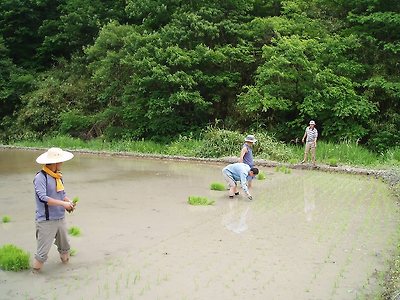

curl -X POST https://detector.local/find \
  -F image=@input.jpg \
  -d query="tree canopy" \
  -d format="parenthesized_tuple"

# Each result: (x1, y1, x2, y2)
(0, 0, 399, 151)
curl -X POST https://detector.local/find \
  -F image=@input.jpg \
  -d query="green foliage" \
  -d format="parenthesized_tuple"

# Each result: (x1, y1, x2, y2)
(210, 182, 226, 191)
(68, 226, 81, 237)
(253, 131, 294, 162)
(328, 158, 338, 167)
(195, 127, 243, 158)
(0, 244, 30, 271)
(2, 215, 11, 223)
(188, 196, 215, 206)
(69, 248, 77, 257)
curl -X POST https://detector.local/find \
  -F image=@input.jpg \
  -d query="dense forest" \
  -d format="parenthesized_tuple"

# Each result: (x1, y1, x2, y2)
(0, 0, 399, 152)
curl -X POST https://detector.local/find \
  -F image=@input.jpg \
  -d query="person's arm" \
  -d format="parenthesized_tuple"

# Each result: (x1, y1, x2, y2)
(34, 174, 73, 211)
(314, 130, 318, 147)
(239, 146, 247, 163)
(240, 172, 251, 198)
(302, 130, 307, 143)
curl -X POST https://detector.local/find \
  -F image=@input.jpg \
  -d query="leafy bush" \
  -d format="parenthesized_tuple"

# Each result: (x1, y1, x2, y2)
(0, 244, 30, 271)
(195, 127, 243, 158)
(210, 182, 226, 191)
(253, 132, 294, 162)
(188, 196, 215, 205)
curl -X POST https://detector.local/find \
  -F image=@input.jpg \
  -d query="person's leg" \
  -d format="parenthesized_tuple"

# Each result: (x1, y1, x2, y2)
(311, 144, 316, 165)
(34, 220, 58, 271)
(302, 143, 310, 163)
(223, 171, 236, 198)
(54, 218, 70, 263)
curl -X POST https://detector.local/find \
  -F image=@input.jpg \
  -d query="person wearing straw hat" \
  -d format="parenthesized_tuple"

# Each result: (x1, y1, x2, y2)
(32, 147, 76, 272)
(239, 134, 257, 187)
(301, 120, 318, 166)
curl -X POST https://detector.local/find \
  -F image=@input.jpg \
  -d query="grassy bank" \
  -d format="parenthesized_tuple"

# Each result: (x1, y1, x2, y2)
(8, 133, 400, 168)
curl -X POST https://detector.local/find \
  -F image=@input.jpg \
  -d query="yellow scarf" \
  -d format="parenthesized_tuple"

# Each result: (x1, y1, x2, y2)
(42, 166, 64, 192)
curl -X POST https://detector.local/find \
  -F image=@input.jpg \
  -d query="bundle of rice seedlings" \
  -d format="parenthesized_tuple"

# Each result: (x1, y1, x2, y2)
(210, 182, 225, 191)
(256, 171, 266, 180)
(2, 215, 11, 223)
(68, 226, 81, 236)
(0, 244, 30, 271)
(188, 196, 215, 206)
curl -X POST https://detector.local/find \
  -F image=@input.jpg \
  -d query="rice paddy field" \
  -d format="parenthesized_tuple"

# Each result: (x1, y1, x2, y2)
(0, 148, 399, 300)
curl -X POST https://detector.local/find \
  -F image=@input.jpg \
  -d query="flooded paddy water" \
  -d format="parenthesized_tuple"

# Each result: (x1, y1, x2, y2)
(0, 148, 399, 300)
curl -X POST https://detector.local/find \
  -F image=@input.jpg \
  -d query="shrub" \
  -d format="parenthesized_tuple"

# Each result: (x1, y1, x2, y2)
(253, 132, 294, 162)
(0, 244, 30, 271)
(195, 127, 243, 158)
(188, 196, 215, 205)
(210, 182, 226, 191)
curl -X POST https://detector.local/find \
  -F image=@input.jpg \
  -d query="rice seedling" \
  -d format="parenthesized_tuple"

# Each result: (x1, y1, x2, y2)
(256, 171, 266, 180)
(2, 215, 11, 223)
(68, 226, 81, 236)
(188, 196, 215, 206)
(210, 182, 225, 191)
(0, 244, 30, 271)
(275, 165, 291, 174)
(70, 248, 77, 256)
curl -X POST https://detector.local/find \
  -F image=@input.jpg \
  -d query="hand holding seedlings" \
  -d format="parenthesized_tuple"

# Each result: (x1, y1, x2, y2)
(67, 197, 79, 213)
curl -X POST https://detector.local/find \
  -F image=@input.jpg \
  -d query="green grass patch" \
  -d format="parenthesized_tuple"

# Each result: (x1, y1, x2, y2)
(210, 182, 225, 191)
(2, 215, 11, 223)
(188, 196, 215, 206)
(256, 171, 266, 180)
(68, 226, 81, 236)
(0, 244, 30, 271)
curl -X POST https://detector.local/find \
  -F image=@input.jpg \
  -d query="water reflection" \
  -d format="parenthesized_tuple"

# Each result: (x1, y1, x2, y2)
(303, 176, 316, 222)
(222, 200, 251, 233)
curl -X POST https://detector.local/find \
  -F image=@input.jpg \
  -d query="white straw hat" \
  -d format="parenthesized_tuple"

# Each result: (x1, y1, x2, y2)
(309, 120, 316, 125)
(36, 147, 74, 164)
(244, 135, 257, 143)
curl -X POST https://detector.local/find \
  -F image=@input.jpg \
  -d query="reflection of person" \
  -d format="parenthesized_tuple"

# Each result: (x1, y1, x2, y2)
(303, 177, 316, 222)
(32, 147, 76, 272)
(301, 120, 318, 166)
(222, 162, 259, 200)
(239, 134, 257, 188)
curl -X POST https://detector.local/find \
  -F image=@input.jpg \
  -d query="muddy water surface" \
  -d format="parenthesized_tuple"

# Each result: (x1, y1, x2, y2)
(0, 149, 398, 300)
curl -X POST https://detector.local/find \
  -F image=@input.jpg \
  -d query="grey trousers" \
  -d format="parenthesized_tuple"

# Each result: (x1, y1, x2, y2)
(35, 218, 70, 262)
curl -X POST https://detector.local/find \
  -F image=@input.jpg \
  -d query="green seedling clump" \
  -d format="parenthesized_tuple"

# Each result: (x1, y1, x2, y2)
(2, 215, 11, 223)
(188, 196, 215, 206)
(72, 197, 79, 205)
(210, 182, 225, 191)
(328, 158, 338, 167)
(70, 248, 77, 256)
(256, 171, 266, 180)
(275, 165, 291, 174)
(0, 244, 30, 271)
(68, 226, 81, 236)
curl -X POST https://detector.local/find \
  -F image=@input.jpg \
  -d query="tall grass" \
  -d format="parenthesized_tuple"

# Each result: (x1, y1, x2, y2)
(7, 132, 400, 168)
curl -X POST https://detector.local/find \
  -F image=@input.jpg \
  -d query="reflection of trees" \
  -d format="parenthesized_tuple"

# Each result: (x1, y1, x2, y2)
(303, 176, 316, 222)
(221, 200, 251, 233)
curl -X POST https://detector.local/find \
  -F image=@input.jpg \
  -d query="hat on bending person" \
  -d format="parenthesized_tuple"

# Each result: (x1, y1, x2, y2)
(36, 147, 74, 164)
(244, 135, 257, 143)
(309, 120, 316, 125)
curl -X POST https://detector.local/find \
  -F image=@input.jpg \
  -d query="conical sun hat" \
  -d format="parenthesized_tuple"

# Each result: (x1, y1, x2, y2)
(36, 147, 74, 164)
